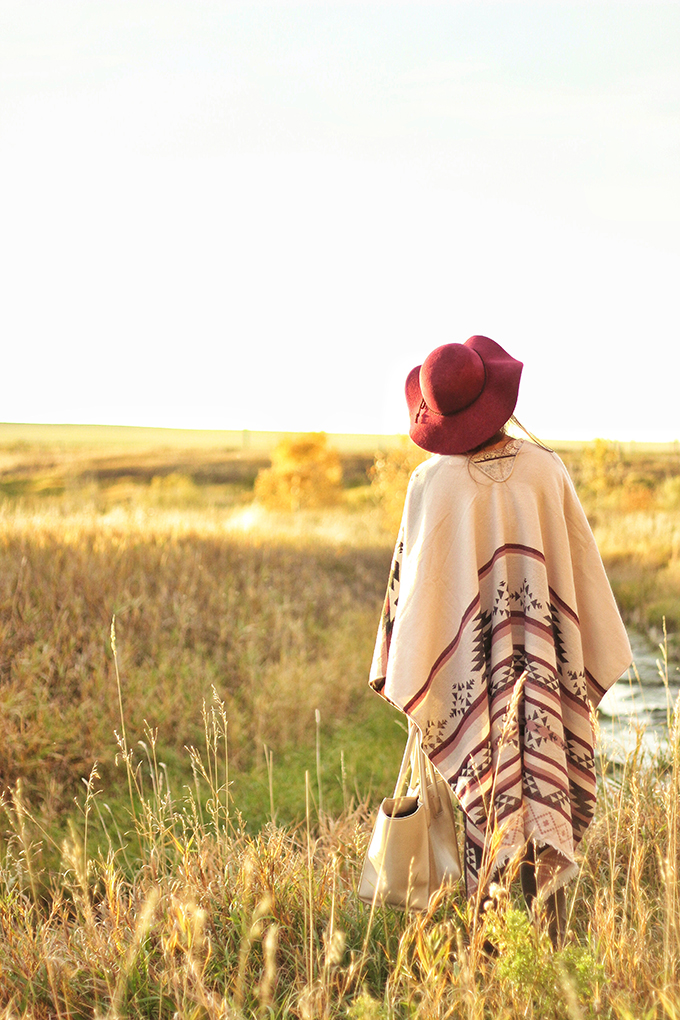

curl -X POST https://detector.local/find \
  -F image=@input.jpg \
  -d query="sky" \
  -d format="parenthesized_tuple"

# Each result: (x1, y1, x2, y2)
(1, 1, 679, 441)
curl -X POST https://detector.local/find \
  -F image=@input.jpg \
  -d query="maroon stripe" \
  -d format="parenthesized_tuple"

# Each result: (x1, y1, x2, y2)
(404, 594, 481, 712)
(570, 799, 596, 825)
(566, 758, 597, 784)
(489, 653, 516, 682)
(464, 771, 574, 830)
(570, 787, 596, 810)
(464, 829, 485, 851)
(523, 652, 560, 679)
(524, 688, 562, 718)
(489, 610, 555, 641)
(570, 791, 596, 813)
(490, 617, 513, 642)
(465, 768, 524, 818)
(571, 798, 596, 820)
(488, 691, 520, 725)
(549, 587, 580, 627)
(490, 702, 519, 730)
(488, 616, 558, 649)
(430, 691, 489, 761)
(585, 667, 606, 700)
(443, 730, 491, 770)
(558, 683, 591, 719)
(464, 775, 495, 812)
(487, 655, 561, 728)
(524, 671, 562, 699)
(497, 650, 561, 687)
(572, 812, 594, 834)
(525, 761, 568, 792)
(562, 724, 594, 754)
(478, 543, 546, 580)
(520, 614, 554, 638)
(524, 746, 569, 781)
(492, 753, 522, 785)
(488, 648, 558, 684)
(489, 686, 530, 728)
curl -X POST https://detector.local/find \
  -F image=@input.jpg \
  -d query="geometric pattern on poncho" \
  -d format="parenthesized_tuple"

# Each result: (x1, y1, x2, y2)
(369, 444, 632, 902)
(371, 542, 595, 900)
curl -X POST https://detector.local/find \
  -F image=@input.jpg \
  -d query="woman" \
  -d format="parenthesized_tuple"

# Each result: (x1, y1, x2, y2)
(369, 336, 631, 947)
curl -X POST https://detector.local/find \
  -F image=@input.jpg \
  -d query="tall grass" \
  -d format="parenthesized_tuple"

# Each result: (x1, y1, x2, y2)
(1, 668, 679, 1018)
(1, 444, 680, 1016)
(0, 498, 393, 826)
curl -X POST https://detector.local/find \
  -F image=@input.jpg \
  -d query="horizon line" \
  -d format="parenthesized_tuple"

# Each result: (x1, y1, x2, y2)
(1, 420, 678, 449)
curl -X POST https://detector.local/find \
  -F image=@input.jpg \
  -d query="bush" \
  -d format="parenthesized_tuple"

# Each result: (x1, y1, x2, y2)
(575, 439, 625, 495)
(647, 598, 680, 632)
(369, 439, 429, 535)
(254, 434, 343, 511)
(658, 475, 680, 511)
(147, 472, 202, 506)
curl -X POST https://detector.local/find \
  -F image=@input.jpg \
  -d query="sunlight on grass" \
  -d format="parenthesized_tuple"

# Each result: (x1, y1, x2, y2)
(1, 434, 680, 1015)
(0, 678, 678, 1017)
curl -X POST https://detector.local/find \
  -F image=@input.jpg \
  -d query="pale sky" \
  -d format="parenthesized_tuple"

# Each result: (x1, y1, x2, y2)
(1, 1, 678, 440)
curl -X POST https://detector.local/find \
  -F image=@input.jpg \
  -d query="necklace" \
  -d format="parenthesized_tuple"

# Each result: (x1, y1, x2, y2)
(469, 437, 523, 481)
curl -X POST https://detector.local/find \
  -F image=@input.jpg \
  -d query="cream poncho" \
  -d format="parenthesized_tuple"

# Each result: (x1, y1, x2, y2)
(369, 440, 632, 898)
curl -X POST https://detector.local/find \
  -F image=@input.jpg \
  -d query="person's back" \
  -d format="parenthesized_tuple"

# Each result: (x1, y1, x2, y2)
(369, 337, 631, 948)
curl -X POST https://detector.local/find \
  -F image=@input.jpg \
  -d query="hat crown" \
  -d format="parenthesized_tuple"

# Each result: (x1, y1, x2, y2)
(420, 344, 486, 416)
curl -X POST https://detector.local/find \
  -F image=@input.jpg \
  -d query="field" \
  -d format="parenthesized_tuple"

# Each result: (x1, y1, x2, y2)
(1, 423, 679, 1018)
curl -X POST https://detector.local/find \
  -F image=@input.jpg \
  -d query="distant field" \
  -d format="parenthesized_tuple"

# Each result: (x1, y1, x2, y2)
(2, 420, 678, 455)
(3, 420, 680, 513)
(0, 421, 408, 454)
(3, 422, 680, 646)
(0, 423, 411, 491)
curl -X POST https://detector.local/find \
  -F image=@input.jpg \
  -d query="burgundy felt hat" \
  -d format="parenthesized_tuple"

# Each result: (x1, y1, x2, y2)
(405, 336, 523, 455)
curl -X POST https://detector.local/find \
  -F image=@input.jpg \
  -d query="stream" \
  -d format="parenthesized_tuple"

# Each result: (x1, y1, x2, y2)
(598, 630, 680, 763)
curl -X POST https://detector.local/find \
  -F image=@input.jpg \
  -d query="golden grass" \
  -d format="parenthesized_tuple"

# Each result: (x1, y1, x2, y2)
(0, 497, 394, 827)
(0, 437, 679, 1016)
(0, 676, 678, 1018)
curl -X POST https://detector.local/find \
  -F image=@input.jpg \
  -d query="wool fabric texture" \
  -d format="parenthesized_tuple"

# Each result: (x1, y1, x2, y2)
(406, 335, 523, 455)
(369, 441, 631, 900)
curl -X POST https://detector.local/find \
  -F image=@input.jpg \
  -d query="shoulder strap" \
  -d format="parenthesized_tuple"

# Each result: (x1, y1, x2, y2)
(392, 720, 433, 819)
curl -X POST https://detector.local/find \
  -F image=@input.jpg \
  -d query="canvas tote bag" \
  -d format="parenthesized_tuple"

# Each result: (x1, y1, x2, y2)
(358, 721, 461, 911)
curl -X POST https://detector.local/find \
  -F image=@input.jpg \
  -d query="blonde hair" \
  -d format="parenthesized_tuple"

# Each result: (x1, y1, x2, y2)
(467, 415, 553, 456)
(507, 414, 553, 452)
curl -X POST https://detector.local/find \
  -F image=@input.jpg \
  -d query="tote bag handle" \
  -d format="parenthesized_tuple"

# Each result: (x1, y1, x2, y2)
(392, 720, 432, 821)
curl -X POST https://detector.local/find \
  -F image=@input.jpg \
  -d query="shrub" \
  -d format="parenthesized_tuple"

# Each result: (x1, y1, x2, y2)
(647, 598, 680, 632)
(147, 472, 201, 506)
(658, 475, 680, 511)
(619, 480, 656, 513)
(575, 439, 625, 495)
(369, 439, 429, 535)
(254, 434, 343, 511)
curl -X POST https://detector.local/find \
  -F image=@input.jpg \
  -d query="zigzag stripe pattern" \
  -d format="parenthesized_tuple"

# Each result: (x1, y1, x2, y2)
(368, 444, 631, 902)
(375, 542, 596, 899)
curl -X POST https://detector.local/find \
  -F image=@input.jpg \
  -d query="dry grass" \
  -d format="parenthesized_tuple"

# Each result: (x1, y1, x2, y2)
(590, 510, 680, 641)
(0, 497, 393, 826)
(0, 434, 679, 1016)
(0, 677, 678, 1018)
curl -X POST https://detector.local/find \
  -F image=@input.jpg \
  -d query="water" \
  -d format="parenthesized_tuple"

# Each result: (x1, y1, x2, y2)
(597, 630, 680, 762)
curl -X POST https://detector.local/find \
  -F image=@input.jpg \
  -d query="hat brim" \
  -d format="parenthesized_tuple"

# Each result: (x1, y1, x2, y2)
(406, 335, 523, 455)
